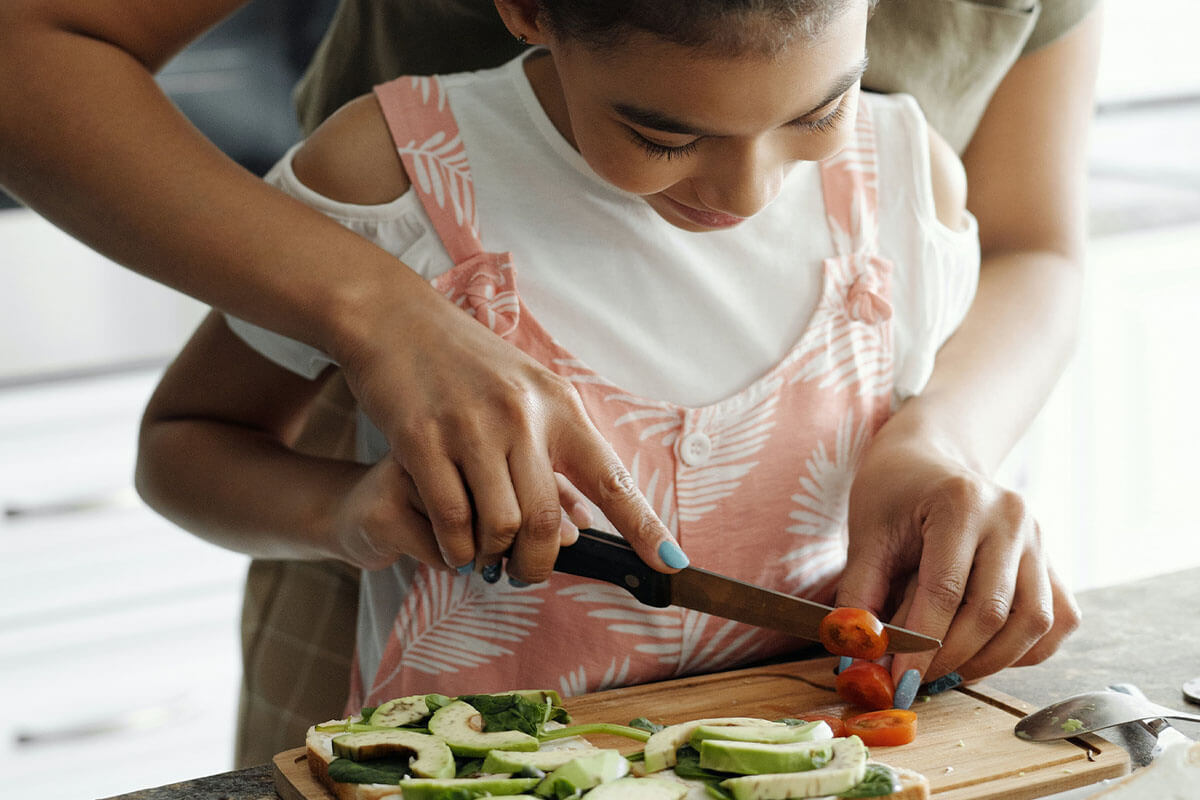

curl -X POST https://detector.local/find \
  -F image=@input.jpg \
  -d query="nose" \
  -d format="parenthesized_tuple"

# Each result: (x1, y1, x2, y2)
(694, 139, 790, 219)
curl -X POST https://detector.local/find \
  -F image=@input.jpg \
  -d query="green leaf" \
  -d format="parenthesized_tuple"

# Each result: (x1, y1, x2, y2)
(359, 706, 377, 721)
(455, 693, 564, 736)
(327, 756, 410, 784)
(424, 694, 453, 714)
(671, 746, 731, 782)
(838, 764, 900, 798)
(454, 758, 485, 778)
(629, 717, 666, 734)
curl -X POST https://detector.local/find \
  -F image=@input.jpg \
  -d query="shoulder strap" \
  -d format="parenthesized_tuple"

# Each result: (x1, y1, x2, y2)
(373, 76, 484, 265)
(818, 97, 879, 256)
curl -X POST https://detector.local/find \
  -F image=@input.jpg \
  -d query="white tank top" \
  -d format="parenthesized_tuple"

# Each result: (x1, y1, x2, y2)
(231, 51, 978, 410)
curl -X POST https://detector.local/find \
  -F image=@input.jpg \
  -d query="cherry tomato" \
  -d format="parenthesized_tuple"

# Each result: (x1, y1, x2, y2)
(835, 661, 894, 711)
(819, 607, 889, 660)
(845, 709, 918, 747)
(800, 713, 846, 738)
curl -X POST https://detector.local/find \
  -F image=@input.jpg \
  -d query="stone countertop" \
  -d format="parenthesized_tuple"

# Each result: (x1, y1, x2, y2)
(106, 566, 1200, 800)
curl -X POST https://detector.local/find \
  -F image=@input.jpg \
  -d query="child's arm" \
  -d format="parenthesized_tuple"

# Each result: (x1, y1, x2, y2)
(135, 312, 447, 570)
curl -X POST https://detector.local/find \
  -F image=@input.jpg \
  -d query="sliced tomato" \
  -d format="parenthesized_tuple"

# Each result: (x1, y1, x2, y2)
(834, 661, 894, 711)
(819, 607, 889, 660)
(799, 713, 847, 738)
(845, 709, 918, 747)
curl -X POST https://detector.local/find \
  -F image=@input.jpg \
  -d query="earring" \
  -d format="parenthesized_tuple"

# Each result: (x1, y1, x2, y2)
(517, 33, 528, 45)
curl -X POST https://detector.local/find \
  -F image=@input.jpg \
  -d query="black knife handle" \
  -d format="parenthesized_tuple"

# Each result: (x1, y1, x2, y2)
(553, 528, 672, 607)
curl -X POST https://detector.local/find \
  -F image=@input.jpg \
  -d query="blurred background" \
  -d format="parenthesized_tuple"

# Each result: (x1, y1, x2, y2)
(1, 1, 1198, 798)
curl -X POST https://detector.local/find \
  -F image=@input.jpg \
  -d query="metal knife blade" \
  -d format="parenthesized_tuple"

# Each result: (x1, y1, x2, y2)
(552, 528, 940, 654)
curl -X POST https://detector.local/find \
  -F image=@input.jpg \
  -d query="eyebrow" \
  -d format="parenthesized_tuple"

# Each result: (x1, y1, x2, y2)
(613, 55, 869, 137)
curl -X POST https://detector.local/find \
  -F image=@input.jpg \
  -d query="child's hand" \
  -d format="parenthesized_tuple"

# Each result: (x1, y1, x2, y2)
(334, 294, 687, 580)
(333, 457, 590, 577)
(837, 436, 1081, 687)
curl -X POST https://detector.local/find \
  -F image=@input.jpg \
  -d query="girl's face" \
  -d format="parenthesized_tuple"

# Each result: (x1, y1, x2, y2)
(528, 4, 869, 232)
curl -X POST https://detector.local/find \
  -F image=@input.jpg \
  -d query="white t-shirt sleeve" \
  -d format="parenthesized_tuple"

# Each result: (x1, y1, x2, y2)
(877, 95, 981, 405)
(224, 142, 454, 379)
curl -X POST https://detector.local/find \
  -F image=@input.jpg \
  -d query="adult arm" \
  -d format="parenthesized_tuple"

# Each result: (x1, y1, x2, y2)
(838, 6, 1102, 682)
(0, 0, 680, 580)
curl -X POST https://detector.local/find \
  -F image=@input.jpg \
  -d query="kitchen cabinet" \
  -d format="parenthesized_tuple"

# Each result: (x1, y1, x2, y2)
(0, 369, 251, 800)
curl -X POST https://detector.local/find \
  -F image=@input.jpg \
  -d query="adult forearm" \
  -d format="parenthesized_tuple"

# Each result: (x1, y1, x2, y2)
(0, 7, 422, 360)
(882, 248, 1083, 475)
(136, 420, 363, 562)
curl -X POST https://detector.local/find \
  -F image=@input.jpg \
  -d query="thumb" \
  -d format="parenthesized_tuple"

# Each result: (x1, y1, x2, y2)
(835, 548, 896, 620)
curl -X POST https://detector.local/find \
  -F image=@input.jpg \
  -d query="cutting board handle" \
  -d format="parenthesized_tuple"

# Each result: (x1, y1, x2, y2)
(553, 528, 672, 607)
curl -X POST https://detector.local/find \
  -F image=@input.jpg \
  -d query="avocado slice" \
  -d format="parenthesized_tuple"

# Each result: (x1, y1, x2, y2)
(428, 700, 539, 758)
(641, 717, 778, 773)
(534, 750, 630, 799)
(396, 776, 540, 800)
(330, 729, 454, 779)
(480, 745, 606, 774)
(367, 695, 431, 728)
(698, 738, 834, 775)
(583, 777, 689, 800)
(690, 720, 833, 746)
(719, 736, 868, 800)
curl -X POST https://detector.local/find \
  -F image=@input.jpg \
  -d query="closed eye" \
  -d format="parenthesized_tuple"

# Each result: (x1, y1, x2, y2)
(626, 127, 700, 160)
(796, 94, 850, 134)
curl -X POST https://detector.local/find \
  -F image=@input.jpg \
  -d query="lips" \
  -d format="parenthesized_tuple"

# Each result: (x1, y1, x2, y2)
(660, 194, 746, 230)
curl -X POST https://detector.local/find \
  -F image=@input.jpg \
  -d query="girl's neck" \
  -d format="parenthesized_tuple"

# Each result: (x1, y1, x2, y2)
(522, 49, 578, 150)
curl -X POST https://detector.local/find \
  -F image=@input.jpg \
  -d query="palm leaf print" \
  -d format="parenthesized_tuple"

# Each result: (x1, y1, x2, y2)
(782, 410, 872, 590)
(672, 611, 767, 676)
(558, 656, 632, 698)
(608, 394, 682, 447)
(373, 572, 543, 690)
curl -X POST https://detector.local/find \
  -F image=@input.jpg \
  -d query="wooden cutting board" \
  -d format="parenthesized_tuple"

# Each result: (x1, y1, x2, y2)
(273, 657, 1128, 800)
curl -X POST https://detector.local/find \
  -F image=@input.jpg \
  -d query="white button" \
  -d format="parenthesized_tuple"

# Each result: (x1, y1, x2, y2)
(679, 432, 713, 467)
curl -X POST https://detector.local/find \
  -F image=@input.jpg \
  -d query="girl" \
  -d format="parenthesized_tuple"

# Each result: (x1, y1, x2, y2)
(137, 0, 1043, 710)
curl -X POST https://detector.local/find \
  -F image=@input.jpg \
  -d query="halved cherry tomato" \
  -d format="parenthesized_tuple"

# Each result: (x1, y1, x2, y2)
(835, 661, 894, 711)
(799, 713, 846, 738)
(845, 709, 918, 747)
(819, 607, 889, 660)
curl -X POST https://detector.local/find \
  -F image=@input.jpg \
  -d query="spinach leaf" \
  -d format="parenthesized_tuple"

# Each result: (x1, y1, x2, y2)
(327, 756, 410, 784)
(839, 764, 900, 798)
(672, 746, 731, 782)
(423, 693, 453, 714)
(454, 757, 485, 778)
(629, 717, 666, 734)
(358, 706, 377, 722)
(455, 693, 567, 736)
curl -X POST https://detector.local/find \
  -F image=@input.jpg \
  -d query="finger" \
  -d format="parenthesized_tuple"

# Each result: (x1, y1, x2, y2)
(459, 450, 522, 567)
(404, 452, 477, 571)
(555, 472, 593, 530)
(955, 544, 1053, 680)
(505, 444, 568, 585)
(837, 541, 903, 623)
(556, 423, 683, 573)
(397, 478, 449, 569)
(889, 516, 978, 680)
(1012, 562, 1081, 667)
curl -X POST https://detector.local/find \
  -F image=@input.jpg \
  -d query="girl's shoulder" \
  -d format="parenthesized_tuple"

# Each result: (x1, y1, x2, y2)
(290, 93, 411, 207)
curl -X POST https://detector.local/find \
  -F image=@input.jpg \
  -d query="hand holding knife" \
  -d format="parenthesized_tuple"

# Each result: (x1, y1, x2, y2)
(552, 528, 940, 654)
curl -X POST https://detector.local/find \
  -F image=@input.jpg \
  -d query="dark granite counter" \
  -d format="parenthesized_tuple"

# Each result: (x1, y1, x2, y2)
(106, 566, 1200, 799)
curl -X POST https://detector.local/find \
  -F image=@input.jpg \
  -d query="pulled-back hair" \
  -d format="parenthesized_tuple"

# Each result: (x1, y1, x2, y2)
(537, 0, 878, 57)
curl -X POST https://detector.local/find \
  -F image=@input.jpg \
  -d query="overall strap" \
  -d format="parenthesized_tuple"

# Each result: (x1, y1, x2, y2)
(373, 76, 484, 265)
(818, 98, 879, 257)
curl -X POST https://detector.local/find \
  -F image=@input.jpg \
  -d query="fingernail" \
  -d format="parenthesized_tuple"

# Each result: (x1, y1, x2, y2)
(658, 539, 690, 569)
(893, 669, 921, 709)
(508, 576, 530, 588)
(482, 563, 501, 583)
(456, 560, 475, 576)
(835, 656, 853, 675)
(568, 501, 592, 529)
(920, 671, 962, 696)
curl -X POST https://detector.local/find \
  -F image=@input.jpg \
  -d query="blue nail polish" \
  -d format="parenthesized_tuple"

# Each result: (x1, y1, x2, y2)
(508, 576, 530, 588)
(835, 656, 853, 675)
(456, 560, 475, 576)
(893, 669, 921, 709)
(658, 539, 690, 569)
(482, 563, 501, 583)
(920, 671, 963, 696)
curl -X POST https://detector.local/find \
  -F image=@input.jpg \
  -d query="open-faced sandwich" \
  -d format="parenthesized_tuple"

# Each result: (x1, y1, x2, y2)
(305, 690, 930, 800)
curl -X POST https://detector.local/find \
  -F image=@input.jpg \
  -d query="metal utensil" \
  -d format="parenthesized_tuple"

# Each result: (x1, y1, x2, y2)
(553, 528, 941, 653)
(1015, 690, 1200, 742)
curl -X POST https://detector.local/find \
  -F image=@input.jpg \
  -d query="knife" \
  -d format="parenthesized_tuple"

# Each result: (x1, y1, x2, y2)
(552, 528, 940, 654)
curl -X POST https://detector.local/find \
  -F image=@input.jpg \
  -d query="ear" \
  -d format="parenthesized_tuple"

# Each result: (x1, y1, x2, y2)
(492, 0, 550, 45)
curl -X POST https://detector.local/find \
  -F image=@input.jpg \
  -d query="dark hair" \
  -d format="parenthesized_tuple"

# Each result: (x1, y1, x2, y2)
(537, 0, 878, 57)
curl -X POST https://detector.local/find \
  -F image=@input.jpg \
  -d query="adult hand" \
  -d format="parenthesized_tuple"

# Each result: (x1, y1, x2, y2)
(332, 292, 686, 585)
(836, 435, 1080, 684)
